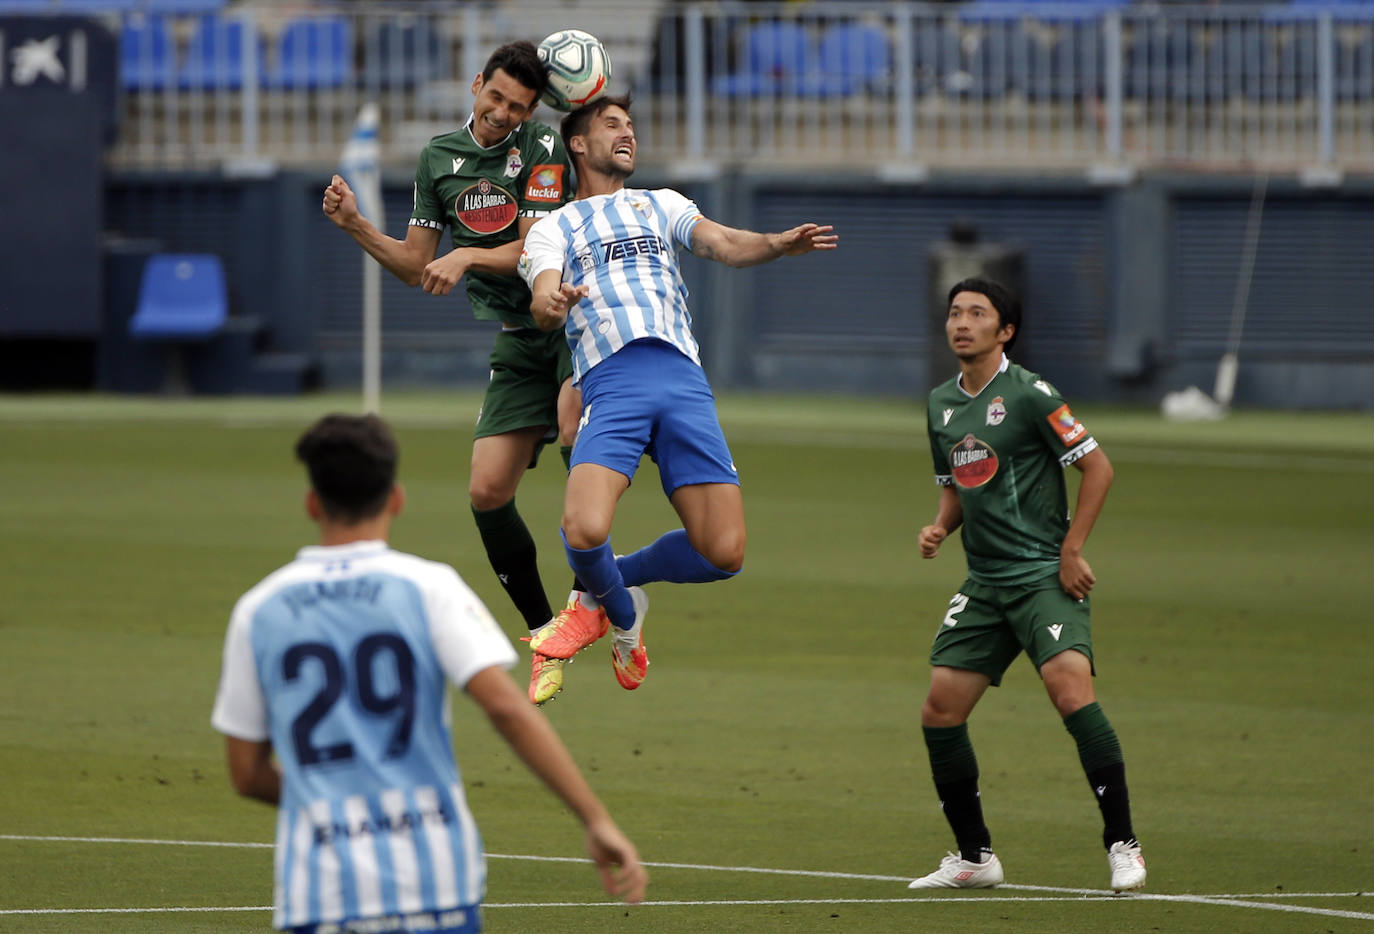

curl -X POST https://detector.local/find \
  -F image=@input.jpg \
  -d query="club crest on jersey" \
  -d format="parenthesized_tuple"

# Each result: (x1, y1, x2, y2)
(454, 178, 518, 234)
(986, 396, 1007, 426)
(628, 196, 653, 219)
(504, 146, 523, 178)
(950, 434, 999, 488)
(1046, 403, 1087, 447)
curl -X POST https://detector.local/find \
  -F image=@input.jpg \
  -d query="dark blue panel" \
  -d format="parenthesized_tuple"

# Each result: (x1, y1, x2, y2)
(1172, 195, 1374, 358)
(748, 190, 1108, 373)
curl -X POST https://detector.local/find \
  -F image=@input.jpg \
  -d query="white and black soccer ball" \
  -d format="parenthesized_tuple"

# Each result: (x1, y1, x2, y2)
(537, 29, 612, 112)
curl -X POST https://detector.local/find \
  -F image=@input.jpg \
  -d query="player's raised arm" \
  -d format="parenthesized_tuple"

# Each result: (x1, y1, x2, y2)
(530, 270, 588, 331)
(419, 216, 541, 297)
(322, 174, 442, 287)
(688, 218, 838, 268)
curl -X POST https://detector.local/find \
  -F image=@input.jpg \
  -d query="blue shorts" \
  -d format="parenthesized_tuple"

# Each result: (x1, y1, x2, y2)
(572, 339, 739, 496)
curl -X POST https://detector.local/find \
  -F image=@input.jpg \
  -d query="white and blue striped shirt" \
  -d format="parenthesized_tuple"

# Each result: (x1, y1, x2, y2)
(520, 188, 704, 383)
(211, 541, 517, 929)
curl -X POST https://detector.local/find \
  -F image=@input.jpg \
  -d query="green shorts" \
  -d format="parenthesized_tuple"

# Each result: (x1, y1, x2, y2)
(928, 576, 1094, 686)
(474, 328, 573, 460)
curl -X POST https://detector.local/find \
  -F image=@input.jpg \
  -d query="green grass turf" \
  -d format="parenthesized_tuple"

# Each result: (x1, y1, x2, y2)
(1, 391, 1371, 933)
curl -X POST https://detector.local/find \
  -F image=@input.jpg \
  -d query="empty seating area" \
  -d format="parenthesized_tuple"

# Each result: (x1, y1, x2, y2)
(7, 1, 1368, 171)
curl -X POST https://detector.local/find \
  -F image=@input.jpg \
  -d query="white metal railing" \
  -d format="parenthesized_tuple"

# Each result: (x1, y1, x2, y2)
(92, 1, 1374, 173)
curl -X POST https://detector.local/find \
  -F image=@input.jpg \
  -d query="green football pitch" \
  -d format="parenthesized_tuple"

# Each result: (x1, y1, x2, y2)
(1, 392, 1371, 933)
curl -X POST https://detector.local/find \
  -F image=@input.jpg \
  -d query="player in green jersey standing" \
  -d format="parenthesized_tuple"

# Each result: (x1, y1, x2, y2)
(322, 41, 602, 707)
(908, 278, 1147, 894)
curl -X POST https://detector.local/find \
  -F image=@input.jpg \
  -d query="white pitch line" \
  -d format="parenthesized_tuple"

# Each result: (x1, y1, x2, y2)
(0, 906, 270, 915)
(2, 835, 1370, 921)
(0, 834, 272, 849)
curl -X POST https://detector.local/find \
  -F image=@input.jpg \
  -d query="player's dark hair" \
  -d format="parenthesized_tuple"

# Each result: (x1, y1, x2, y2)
(560, 94, 633, 158)
(295, 414, 398, 522)
(948, 277, 1021, 352)
(483, 40, 548, 99)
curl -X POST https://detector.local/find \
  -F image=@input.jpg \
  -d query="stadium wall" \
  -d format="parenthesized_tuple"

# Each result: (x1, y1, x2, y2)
(95, 167, 1374, 409)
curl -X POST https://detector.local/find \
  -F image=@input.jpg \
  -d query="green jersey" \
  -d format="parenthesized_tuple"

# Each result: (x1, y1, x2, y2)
(409, 118, 574, 328)
(926, 357, 1098, 586)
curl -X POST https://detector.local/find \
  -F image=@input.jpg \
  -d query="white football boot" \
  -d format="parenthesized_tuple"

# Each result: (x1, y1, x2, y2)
(1108, 840, 1147, 892)
(907, 851, 1004, 889)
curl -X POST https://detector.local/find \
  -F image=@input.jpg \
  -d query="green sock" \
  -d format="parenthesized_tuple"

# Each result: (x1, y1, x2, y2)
(923, 723, 991, 860)
(472, 499, 552, 631)
(1064, 702, 1137, 848)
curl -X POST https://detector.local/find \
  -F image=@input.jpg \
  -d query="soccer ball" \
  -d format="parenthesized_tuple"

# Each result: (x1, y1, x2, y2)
(537, 29, 612, 112)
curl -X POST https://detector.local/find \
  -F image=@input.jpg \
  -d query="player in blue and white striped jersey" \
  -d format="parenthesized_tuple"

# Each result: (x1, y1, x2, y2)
(518, 96, 837, 694)
(212, 414, 646, 933)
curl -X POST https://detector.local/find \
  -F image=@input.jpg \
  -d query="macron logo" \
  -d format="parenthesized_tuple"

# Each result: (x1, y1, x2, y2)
(942, 408, 954, 426)
(1048, 623, 1063, 641)
(1096, 785, 1107, 798)
(539, 134, 555, 156)
(452, 157, 465, 174)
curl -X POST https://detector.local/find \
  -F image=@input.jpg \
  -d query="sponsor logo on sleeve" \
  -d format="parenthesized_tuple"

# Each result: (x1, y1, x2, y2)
(950, 434, 999, 488)
(525, 164, 565, 202)
(1047, 404, 1087, 446)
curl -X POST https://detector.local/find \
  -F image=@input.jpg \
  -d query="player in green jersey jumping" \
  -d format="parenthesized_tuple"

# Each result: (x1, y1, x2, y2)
(321, 41, 602, 707)
(908, 278, 1147, 894)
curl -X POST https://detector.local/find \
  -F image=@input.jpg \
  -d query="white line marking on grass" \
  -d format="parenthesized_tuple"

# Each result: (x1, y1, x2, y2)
(487, 851, 910, 883)
(0, 834, 271, 849)
(0, 907, 270, 916)
(3, 836, 1370, 921)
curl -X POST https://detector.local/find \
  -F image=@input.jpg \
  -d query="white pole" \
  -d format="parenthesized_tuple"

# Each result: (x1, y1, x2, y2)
(1216, 172, 1267, 409)
(340, 103, 384, 413)
(362, 256, 381, 414)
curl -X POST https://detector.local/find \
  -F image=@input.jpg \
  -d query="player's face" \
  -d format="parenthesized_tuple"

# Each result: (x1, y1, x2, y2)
(469, 68, 539, 147)
(946, 291, 1014, 360)
(578, 105, 636, 179)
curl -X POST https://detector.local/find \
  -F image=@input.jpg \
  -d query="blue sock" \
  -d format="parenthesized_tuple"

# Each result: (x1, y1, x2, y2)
(562, 531, 636, 629)
(617, 529, 740, 586)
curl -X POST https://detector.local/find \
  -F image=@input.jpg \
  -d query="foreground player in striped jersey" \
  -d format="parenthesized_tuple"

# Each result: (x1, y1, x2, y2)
(909, 279, 1146, 893)
(517, 96, 837, 693)
(212, 414, 646, 932)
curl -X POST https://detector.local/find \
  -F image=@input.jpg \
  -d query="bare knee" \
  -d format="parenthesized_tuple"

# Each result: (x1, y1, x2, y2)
(685, 522, 745, 573)
(1041, 650, 1096, 717)
(561, 513, 611, 552)
(700, 530, 745, 573)
(469, 476, 516, 512)
(920, 694, 968, 728)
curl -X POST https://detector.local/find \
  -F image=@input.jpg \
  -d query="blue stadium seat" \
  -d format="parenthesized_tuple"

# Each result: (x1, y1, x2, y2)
(179, 13, 256, 90)
(362, 18, 443, 89)
(119, 13, 173, 91)
(812, 22, 891, 96)
(712, 20, 817, 97)
(129, 254, 228, 340)
(144, 0, 225, 11)
(911, 19, 968, 96)
(267, 16, 352, 89)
